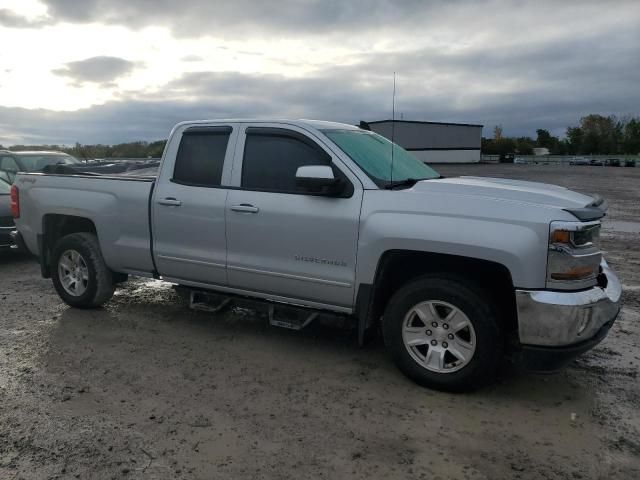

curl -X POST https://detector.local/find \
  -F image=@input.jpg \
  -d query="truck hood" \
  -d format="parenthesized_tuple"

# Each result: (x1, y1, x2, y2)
(416, 176, 599, 211)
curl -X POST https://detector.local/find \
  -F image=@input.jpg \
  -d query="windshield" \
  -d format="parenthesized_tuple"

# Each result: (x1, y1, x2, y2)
(18, 154, 80, 171)
(323, 129, 439, 187)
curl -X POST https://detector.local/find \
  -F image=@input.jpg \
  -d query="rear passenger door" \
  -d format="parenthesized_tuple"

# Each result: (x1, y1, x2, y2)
(152, 125, 237, 286)
(225, 124, 363, 310)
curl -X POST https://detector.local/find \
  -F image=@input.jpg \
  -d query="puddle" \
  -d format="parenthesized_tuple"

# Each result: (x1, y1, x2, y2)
(602, 220, 640, 234)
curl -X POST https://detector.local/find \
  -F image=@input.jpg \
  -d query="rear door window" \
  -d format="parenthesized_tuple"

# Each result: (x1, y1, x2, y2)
(172, 127, 232, 187)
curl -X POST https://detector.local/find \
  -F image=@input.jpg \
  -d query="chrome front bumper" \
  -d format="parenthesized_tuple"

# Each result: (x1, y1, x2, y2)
(515, 260, 621, 348)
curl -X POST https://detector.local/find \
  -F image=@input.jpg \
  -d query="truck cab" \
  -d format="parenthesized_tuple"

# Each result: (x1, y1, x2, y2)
(152, 121, 366, 311)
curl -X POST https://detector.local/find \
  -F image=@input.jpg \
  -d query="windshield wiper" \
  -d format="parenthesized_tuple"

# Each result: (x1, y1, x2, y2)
(384, 178, 420, 189)
(384, 177, 441, 189)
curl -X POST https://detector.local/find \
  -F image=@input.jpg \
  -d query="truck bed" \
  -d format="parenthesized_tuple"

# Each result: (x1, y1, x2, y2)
(15, 172, 157, 277)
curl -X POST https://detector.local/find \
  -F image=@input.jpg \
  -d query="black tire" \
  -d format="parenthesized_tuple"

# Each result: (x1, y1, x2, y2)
(51, 232, 115, 308)
(382, 274, 503, 392)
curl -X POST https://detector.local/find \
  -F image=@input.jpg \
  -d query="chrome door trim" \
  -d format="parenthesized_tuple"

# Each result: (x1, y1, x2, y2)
(156, 254, 226, 269)
(227, 264, 352, 288)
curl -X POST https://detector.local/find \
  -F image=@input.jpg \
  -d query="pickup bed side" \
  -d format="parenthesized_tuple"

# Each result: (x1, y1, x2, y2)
(14, 174, 156, 277)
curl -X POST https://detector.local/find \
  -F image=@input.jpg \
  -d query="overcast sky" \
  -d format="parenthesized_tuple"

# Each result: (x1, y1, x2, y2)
(0, 0, 638, 145)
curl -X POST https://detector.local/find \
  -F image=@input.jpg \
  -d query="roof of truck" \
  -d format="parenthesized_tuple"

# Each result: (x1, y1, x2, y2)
(175, 119, 360, 131)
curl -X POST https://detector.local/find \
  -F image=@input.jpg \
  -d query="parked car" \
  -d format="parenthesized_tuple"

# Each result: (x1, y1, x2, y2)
(0, 150, 81, 183)
(44, 158, 161, 175)
(11, 119, 621, 392)
(624, 159, 636, 167)
(569, 157, 590, 165)
(590, 159, 604, 166)
(0, 177, 15, 249)
(605, 158, 621, 167)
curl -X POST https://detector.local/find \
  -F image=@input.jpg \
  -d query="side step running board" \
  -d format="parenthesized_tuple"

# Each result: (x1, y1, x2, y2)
(268, 305, 318, 331)
(187, 289, 320, 331)
(190, 290, 232, 313)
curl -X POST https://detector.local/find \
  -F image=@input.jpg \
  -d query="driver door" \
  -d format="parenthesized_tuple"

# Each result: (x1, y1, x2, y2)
(225, 124, 363, 309)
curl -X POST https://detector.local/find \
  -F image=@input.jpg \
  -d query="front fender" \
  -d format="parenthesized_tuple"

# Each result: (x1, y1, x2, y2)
(356, 211, 548, 290)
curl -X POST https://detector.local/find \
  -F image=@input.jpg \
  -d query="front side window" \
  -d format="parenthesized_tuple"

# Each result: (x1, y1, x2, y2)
(241, 129, 331, 193)
(323, 129, 439, 187)
(173, 127, 231, 187)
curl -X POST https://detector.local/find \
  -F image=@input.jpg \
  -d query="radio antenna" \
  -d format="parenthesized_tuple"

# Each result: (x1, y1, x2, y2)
(390, 72, 396, 184)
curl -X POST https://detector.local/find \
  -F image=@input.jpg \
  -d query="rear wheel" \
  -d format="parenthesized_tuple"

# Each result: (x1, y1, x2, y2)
(51, 233, 115, 308)
(382, 275, 503, 392)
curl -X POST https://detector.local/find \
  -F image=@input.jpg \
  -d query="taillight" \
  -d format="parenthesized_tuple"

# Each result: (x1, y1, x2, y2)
(10, 184, 19, 218)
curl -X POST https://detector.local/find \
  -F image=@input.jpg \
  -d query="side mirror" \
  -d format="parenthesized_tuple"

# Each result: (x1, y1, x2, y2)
(295, 165, 341, 194)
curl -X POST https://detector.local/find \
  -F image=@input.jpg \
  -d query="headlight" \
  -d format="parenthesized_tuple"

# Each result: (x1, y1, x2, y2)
(550, 224, 600, 248)
(547, 221, 601, 289)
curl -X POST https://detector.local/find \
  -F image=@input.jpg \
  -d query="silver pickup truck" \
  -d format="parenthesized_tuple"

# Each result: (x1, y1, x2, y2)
(11, 119, 621, 391)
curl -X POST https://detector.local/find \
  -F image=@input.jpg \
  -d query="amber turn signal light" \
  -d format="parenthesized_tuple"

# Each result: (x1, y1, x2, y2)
(550, 265, 595, 280)
(551, 230, 570, 244)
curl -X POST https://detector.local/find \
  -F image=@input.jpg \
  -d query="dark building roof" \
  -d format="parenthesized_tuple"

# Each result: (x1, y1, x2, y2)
(364, 119, 484, 128)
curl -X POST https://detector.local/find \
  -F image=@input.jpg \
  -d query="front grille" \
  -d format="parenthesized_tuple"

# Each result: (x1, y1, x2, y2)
(0, 216, 14, 227)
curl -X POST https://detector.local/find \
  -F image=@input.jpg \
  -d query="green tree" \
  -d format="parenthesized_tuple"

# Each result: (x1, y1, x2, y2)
(493, 125, 503, 140)
(565, 126, 583, 154)
(536, 129, 553, 149)
(148, 140, 167, 157)
(622, 118, 640, 154)
(579, 114, 619, 154)
(514, 137, 534, 154)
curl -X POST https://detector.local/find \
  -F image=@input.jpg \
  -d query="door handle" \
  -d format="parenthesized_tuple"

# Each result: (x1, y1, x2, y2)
(231, 204, 259, 214)
(158, 197, 182, 206)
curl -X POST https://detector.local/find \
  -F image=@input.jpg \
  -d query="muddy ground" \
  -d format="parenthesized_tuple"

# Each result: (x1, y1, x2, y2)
(1, 164, 638, 479)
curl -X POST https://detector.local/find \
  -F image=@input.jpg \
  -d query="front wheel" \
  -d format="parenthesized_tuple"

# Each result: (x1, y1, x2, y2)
(383, 275, 503, 392)
(51, 233, 115, 308)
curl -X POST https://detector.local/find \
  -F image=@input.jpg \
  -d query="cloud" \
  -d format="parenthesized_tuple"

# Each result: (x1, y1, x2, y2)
(52, 56, 140, 85)
(0, 8, 51, 28)
(181, 54, 203, 62)
(37, 0, 640, 43)
(0, 0, 637, 144)
(40, 0, 437, 37)
(1, 50, 638, 146)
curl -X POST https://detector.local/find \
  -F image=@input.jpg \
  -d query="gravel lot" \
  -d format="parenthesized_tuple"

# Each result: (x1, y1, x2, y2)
(1, 164, 639, 479)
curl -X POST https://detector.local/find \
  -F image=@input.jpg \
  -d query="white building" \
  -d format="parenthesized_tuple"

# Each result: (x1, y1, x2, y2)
(362, 119, 483, 163)
(532, 147, 550, 156)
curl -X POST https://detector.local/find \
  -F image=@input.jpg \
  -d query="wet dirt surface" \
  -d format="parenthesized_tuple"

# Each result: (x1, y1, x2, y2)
(1, 164, 639, 479)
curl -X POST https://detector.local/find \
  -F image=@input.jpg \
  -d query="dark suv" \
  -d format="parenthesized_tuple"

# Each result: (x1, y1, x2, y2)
(0, 150, 80, 184)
